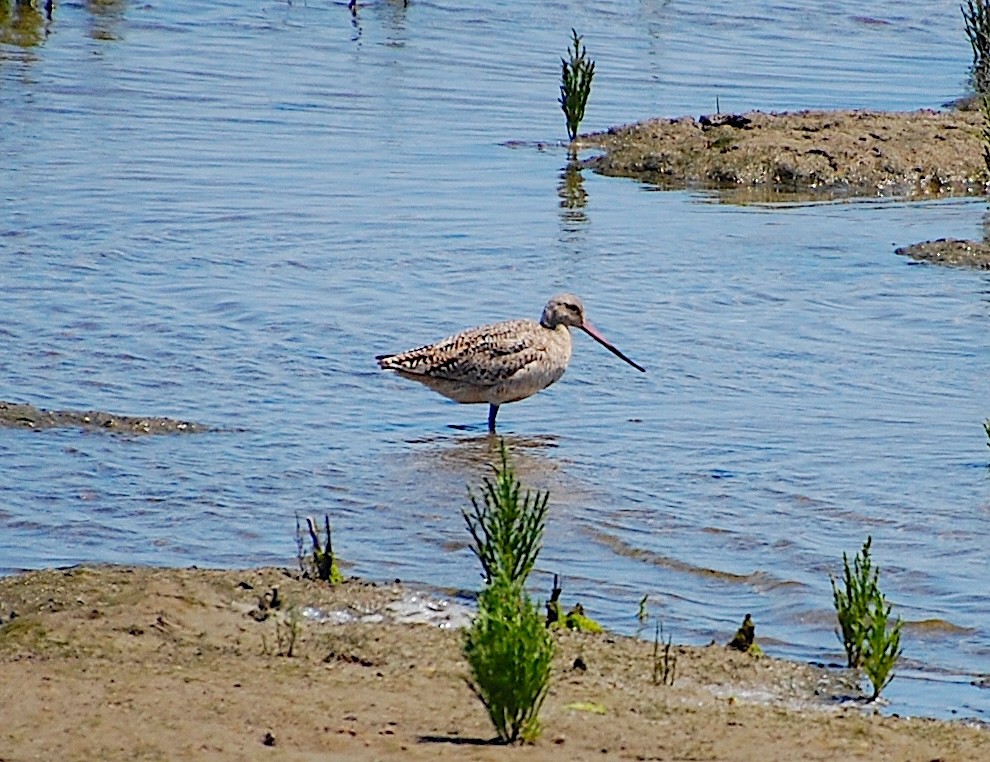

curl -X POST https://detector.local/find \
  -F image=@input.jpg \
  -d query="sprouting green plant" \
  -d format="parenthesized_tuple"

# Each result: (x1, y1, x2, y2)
(830, 536, 903, 701)
(462, 443, 549, 586)
(963, 0, 990, 95)
(464, 578, 554, 743)
(652, 621, 676, 686)
(831, 537, 877, 668)
(559, 28, 595, 142)
(727, 613, 757, 653)
(545, 573, 562, 627)
(545, 575, 602, 632)
(275, 606, 303, 657)
(555, 603, 602, 633)
(862, 599, 903, 701)
(978, 95, 990, 181)
(967, 0, 990, 183)
(296, 514, 344, 584)
(462, 440, 554, 744)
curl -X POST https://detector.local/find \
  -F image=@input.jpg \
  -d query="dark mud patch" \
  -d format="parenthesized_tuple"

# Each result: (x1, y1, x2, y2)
(895, 238, 990, 269)
(578, 109, 986, 201)
(0, 400, 209, 435)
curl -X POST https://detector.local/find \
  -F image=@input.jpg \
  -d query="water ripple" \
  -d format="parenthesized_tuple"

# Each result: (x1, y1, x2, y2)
(2, 0, 989, 721)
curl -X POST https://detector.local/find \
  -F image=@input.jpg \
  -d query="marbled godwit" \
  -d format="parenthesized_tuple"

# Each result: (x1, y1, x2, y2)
(376, 293, 645, 432)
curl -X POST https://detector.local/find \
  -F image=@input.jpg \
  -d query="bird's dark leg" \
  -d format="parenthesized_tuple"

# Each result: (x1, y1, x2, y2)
(487, 404, 499, 433)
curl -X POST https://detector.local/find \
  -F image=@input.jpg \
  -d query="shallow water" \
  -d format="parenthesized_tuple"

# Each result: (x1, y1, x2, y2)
(2, 0, 989, 720)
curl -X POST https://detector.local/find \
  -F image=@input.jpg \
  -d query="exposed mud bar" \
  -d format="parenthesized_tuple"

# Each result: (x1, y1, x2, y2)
(577, 109, 986, 199)
(895, 238, 990, 269)
(0, 399, 209, 434)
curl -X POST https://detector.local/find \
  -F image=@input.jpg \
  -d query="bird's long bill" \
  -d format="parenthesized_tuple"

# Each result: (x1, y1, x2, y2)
(581, 321, 646, 372)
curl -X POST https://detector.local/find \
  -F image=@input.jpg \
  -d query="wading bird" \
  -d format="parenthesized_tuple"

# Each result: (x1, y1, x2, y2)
(376, 293, 645, 432)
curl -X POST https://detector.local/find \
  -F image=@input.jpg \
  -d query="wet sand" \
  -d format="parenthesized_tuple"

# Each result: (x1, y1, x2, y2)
(1, 565, 987, 760)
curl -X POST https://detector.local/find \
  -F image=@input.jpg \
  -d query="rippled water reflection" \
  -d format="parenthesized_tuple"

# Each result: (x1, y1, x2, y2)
(2, 0, 989, 720)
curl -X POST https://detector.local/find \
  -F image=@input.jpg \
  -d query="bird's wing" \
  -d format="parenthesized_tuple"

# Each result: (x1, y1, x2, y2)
(377, 319, 546, 387)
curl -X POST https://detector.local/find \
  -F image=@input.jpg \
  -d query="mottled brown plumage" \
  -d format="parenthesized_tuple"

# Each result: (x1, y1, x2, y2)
(376, 294, 644, 432)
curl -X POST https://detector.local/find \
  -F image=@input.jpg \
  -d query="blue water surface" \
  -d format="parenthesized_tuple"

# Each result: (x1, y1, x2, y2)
(2, 0, 989, 720)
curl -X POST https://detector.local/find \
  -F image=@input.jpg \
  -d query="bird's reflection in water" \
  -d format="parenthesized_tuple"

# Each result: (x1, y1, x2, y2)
(374, 430, 602, 582)
(403, 431, 562, 485)
(384, 431, 584, 526)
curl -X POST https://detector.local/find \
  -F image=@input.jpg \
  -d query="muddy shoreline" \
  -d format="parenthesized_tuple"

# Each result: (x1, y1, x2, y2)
(1, 565, 987, 760)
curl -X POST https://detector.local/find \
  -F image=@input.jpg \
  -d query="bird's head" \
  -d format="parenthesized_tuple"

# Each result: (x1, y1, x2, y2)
(540, 293, 586, 329)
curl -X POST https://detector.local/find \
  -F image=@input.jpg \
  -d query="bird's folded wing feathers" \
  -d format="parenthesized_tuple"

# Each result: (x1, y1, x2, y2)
(378, 320, 546, 386)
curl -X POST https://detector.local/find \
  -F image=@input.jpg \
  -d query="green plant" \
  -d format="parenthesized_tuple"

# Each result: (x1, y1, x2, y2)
(276, 606, 303, 657)
(462, 440, 555, 744)
(964, 0, 990, 94)
(831, 537, 876, 668)
(862, 599, 902, 701)
(727, 613, 757, 653)
(545, 573, 563, 627)
(559, 28, 595, 142)
(556, 603, 602, 633)
(259, 595, 303, 658)
(464, 578, 554, 743)
(462, 443, 549, 586)
(296, 514, 343, 584)
(979, 95, 990, 180)
(830, 536, 903, 701)
(545, 574, 602, 632)
(652, 621, 676, 686)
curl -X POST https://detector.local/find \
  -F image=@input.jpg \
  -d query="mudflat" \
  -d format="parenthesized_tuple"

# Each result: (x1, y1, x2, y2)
(579, 108, 985, 199)
(1, 565, 987, 761)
